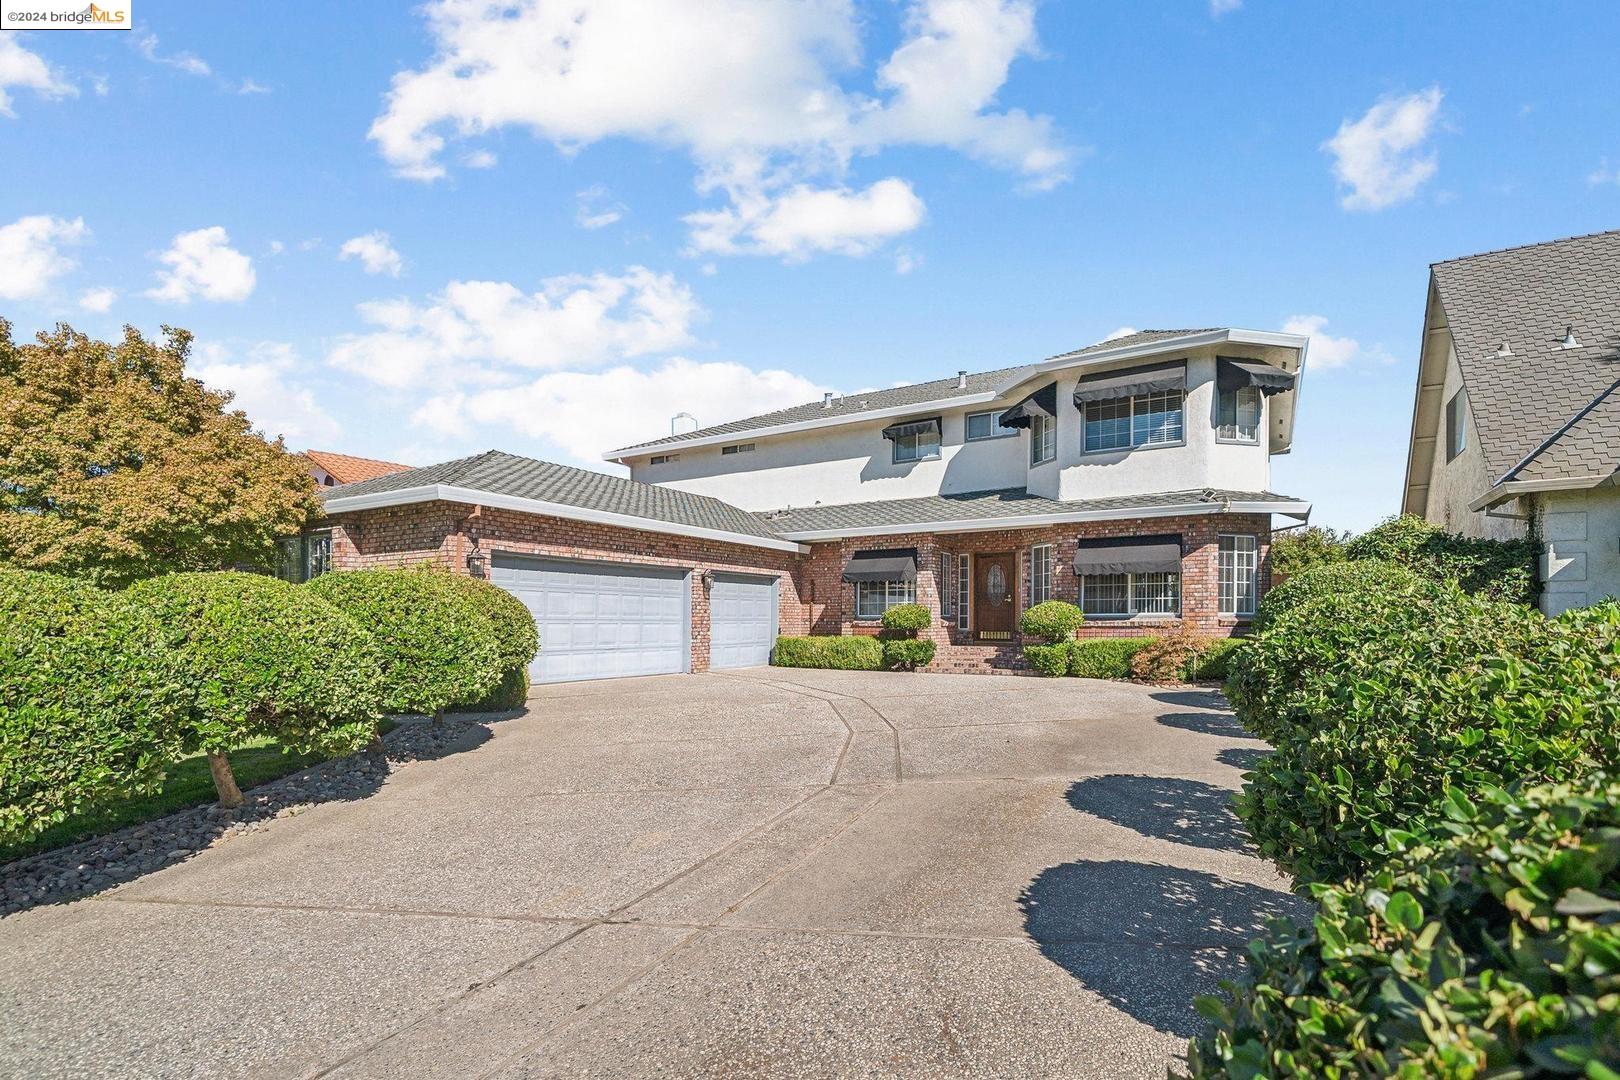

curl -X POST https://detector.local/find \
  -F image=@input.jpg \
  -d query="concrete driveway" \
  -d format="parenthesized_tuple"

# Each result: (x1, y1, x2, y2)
(0, 669, 1299, 1079)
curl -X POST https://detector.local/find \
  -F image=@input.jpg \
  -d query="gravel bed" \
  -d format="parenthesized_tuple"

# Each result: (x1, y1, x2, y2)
(0, 713, 507, 917)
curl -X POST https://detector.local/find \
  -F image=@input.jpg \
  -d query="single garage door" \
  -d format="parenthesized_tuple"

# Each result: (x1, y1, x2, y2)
(490, 554, 689, 684)
(709, 573, 777, 670)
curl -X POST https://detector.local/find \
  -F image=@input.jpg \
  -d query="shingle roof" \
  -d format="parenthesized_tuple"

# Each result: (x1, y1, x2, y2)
(1511, 381, 1620, 483)
(760, 486, 1306, 536)
(607, 329, 1221, 455)
(302, 450, 413, 485)
(1433, 229, 1620, 484)
(319, 450, 785, 541)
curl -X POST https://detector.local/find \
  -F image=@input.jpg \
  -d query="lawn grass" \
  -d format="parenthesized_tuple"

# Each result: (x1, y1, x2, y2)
(0, 721, 396, 864)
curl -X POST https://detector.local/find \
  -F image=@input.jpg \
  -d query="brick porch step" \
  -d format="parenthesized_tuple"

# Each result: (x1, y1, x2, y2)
(926, 643, 1031, 676)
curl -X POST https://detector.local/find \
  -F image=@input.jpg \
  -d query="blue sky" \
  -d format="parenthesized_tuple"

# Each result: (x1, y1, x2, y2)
(2, 0, 1618, 531)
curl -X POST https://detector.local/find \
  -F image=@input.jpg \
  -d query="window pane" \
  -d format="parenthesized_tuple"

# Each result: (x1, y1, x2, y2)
(1218, 387, 1260, 442)
(1131, 572, 1180, 614)
(956, 553, 971, 630)
(966, 413, 990, 440)
(1084, 398, 1131, 452)
(918, 429, 939, 458)
(306, 534, 332, 579)
(1132, 390, 1183, 447)
(856, 578, 915, 618)
(1219, 535, 1258, 616)
(1031, 544, 1054, 604)
(1081, 573, 1129, 616)
(1031, 413, 1056, 464)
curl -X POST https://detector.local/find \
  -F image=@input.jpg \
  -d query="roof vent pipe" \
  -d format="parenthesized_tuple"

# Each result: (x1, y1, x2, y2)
(822, 392, 834, 409)
(957, 370, 968, 389)
(1560, 325, 1581, 350)
(1495, 340, 1513, 358)
(671, 412, 697, 435)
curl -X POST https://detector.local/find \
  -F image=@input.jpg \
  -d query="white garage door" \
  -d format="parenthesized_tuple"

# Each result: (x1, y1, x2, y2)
(709, 574, 777, 670)
(490, 555, 689, 684)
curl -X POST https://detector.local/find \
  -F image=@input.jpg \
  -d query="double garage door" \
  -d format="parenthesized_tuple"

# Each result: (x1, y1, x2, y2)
(490, 554, 775, 683)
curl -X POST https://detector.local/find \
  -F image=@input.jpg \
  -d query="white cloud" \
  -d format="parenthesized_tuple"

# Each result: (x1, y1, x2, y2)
(1103, 325, 1137, 341)
(1283, 314, 1394, 371)
(147, 226, 256, 304)
(686, 177, 925, 259)
(328, 266, 701, 390)
(576, 185, 626, 230)
(1322, 86, 1443, 211)
(462, 149, 497, 169)
(1587, 158, 1620, 187)
(193, 341, 341, 446)
(0, 215, 88, 300)
(78, 286, 117, 312)
(267, 239, 286, 255)
(411, 357, 825, 464)
(339, 231, 404, 276)
(1209, 0, 1242, 14)
(369, 0, 1067, 258)
(894, 249, 919, 274)
(133, 33, 212, 77)
(237, 78, 271, 95)
(0, 36, 75, 117)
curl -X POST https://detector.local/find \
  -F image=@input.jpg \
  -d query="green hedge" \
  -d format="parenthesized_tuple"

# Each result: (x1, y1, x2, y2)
(1233, 586, 1620, 887)
(429, 570, 539, 712)
(1068, 638, 1155, 679)
(307, 569, 504, 717)
(1187, 775, 1620, 1077)
(1020, 600, 1084, 641)
(772, 635, 884, 670)
(1250, 558, 1434, 632)
(1024, 642, 1072, 677)
(879, 602, 931, 635)
(882, 638, 936, 670)
(1187, 637, 1243, 681)
(0, 569, 187, 844)
(130, 572, 385, 759)
(1344, 513, 1539, 606)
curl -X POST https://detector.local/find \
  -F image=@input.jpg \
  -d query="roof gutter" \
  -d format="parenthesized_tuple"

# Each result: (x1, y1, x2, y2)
(1467, 474, 1614, 513)
(990, 329, 1309, 394)
(321, 484, 809, 555)
(773, 499, 1312, 542)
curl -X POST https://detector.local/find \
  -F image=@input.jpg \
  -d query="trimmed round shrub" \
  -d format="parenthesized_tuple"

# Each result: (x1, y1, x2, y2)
(128, 572, 385, 758)
(0, 569, 186, 843)
(1251, 558, 1430, 632)
(1068, 638, 1155, 680)
(1235, 590, 1618, 887)
(1187, 775, 1620, 1078)
(1020, 600, 1084, 642)
(423, 569, 538, 673)
(880, 602, 931, 636)
(1024, 641, 1071, 677)
(1345, 513, 1539, 606)
(306, 569, 503, 717)
(1129, 630, 1211, 682)
(882, 638, 936, 671)
(773, 635, 884, 671)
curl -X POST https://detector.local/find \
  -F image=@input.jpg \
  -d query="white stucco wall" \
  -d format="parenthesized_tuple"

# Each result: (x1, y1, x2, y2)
(1422, 342, 1527, 541)
(627, 347, 1285, 511)
(1540, 487, 1620, 616)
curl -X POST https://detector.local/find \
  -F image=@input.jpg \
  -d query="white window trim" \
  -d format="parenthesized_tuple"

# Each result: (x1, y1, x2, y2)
(1216, 385, 1262, 445)
(1030, 543, 1055, 605)
(892, 428, 941, 465)
(1030, 412, 1056, 466)
(1078, 570, 1182, 619)
(956, 553, 971, 631)
(1218, 534, 1259, 617)
(1082, 390, 1187, 455)
(854, 578, 917, 620)
(1445, 390, 1467, 463)
(965, 410, 1018, 441)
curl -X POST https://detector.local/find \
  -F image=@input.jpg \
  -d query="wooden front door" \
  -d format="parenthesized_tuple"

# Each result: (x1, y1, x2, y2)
(974, 552, 1017, 639)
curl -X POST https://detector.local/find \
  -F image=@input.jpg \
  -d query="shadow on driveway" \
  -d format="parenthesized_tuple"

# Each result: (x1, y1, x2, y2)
(0, 710, 522, 918)
(1064, 775, 1253, 854)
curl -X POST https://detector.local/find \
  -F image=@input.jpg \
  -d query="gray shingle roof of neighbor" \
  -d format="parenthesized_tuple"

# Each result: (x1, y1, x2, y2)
(607, 329, 1222, 454)
(760, 486, 1307, 536)
(319, 450, 786, 541)
(1432, 229, 1620, 485)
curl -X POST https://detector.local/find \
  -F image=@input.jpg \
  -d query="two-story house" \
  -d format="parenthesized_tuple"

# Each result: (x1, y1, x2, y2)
(310, 328, 1311, 683)
(1401, 229, 1620, 616)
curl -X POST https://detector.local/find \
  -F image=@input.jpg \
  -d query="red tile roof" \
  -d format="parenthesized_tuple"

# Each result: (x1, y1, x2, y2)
(302, 450, 413, 486)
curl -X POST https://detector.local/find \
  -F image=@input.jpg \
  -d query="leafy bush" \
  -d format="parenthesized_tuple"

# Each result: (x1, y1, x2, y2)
(1024, 642, 1072, 677)
(879, 602, 931, 635)
(1130, 630, 1211, 682)
(425, 569, 539, 713)
(1251, 558, 1433, 632)
(1234, 589, 1620, 887)
(306, 569, 503, 718)
(882, 638, 936, 670)
(454, 666, 530, 712)
(1269, 524, 1348, 581)
(1186, 637, 1244, 682)
(1345, 513, 1539, 606)
(773, 635, 884, 670)
(1020, 600, 1084, 641)
(1187, 775, 1620, 1078)
(129, 572, 385, 805)
(1068, 638, 1156, 680)
(0, 569, 186, 843)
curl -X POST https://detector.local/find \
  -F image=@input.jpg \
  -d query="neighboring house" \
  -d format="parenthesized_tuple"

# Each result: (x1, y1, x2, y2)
(301, 450, 414, 489)
(1402, 230, 1620, 616)
(308, 328, 1312, 684)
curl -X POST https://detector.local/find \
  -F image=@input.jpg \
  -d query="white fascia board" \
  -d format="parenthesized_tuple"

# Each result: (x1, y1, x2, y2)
(775, 499, 1312, 541)
(603, 390, 1002, 462)
(1467, 475, 1612, 513)
(992, 329, 1309, 394)
(322, 484, 808, 555)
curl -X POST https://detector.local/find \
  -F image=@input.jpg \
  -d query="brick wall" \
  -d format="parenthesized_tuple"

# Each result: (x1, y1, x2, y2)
(323, 501, 810, 674)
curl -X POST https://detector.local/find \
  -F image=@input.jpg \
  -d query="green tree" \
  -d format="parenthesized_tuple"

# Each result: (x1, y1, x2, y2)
(1268, 524, 1348, 580)
(0, 320, 321, 587)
